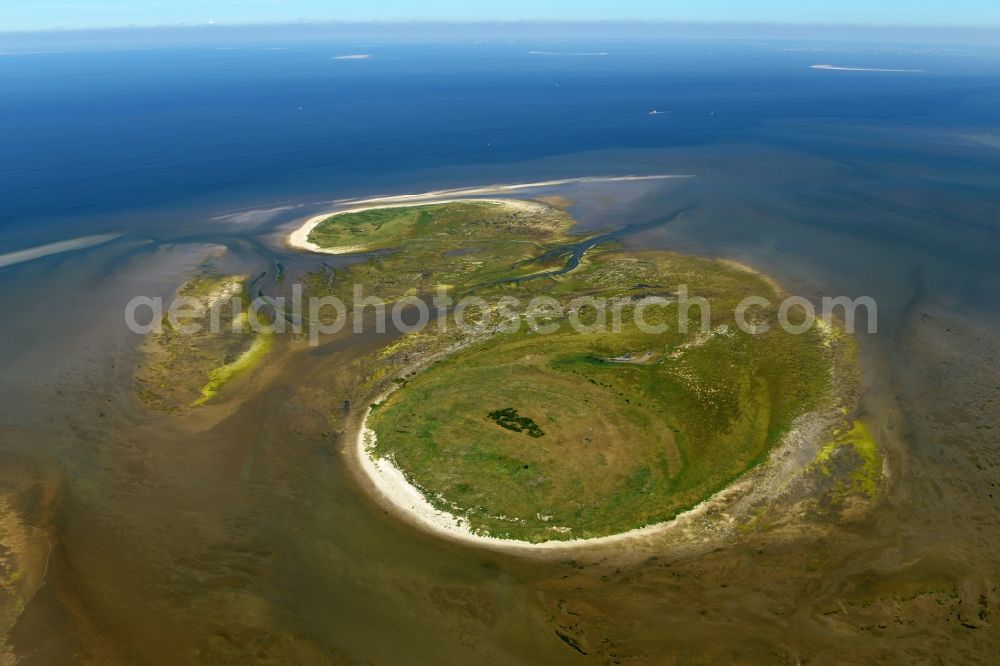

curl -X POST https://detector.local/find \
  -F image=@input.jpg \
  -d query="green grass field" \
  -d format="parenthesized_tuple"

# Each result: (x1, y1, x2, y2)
(302, 201, 578, 316)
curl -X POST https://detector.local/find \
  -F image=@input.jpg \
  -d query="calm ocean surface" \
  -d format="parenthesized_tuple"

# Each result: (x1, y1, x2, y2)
(2, 40, 998, 235)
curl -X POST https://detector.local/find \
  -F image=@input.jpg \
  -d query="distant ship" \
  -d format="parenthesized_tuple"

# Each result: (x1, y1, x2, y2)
(648, 109, 665, 115)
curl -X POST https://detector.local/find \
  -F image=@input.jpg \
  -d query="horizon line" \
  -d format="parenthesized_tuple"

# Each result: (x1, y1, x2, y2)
(4, 19, 1000, 36)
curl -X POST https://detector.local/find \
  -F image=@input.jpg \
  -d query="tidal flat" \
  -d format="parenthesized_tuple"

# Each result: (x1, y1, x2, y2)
(0, 170, 996, 663)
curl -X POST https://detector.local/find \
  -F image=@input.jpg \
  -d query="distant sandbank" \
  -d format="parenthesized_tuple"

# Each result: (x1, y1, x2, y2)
(528, 51, 608, 57)
(811, 64, 923, 73)
(0, 233, 121, 270)
(330, 174, 692, 207)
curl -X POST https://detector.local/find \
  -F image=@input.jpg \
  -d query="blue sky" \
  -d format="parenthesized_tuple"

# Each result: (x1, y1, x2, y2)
(2, 0, 998, 31)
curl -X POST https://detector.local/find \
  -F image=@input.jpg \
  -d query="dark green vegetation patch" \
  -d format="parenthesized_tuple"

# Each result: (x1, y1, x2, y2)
(487, 408, 545, 438)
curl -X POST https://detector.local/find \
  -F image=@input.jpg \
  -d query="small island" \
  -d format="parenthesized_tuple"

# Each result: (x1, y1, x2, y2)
(290, 198, 877, 545)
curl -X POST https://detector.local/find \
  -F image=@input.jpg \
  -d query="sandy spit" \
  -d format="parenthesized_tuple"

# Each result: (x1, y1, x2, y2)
(330, 174, 693, 208)
(811, 64, 923, 73)
(0, 233, 121, 270)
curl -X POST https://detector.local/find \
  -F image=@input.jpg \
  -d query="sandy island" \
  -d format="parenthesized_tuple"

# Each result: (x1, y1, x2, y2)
(287, 175, 692, 255)
(288, 198, 549, 255)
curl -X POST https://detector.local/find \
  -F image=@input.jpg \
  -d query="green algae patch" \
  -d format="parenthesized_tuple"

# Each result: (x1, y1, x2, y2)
(815, 420, 882, 499)
(135, 272, 274, 411)
(192, 332, 274, 407)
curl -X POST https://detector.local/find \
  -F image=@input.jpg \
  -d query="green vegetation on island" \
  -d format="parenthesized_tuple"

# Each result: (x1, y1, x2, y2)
(365, 249, 842, 541)
(301, 201, 576, 321)
(134, 198, 875, 541)
(302, 198, 874, 542)
(307, 201, 571, 257)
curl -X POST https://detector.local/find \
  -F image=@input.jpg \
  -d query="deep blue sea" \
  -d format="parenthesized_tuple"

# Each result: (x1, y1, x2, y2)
(2, 39, 998, 235)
